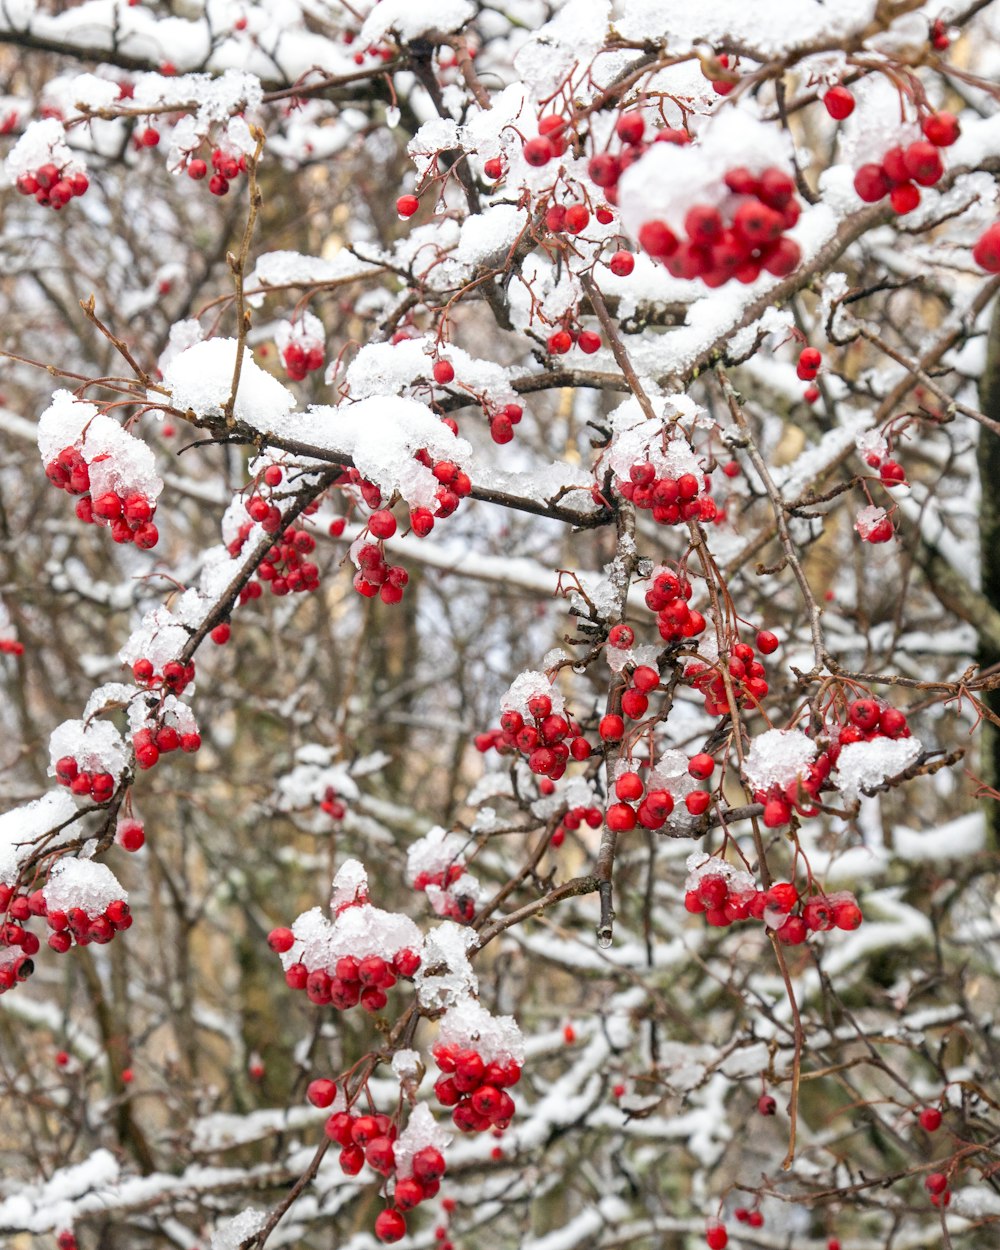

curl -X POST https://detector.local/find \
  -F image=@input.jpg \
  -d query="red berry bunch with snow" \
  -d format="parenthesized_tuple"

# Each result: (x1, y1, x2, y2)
(7, 119, 88, 209)
(644, 569, 707, 644)
(852, 112, 960, 214)
(618, 463, 719, 526)
(132, 698, 201, 771)
(321, 1099, 449, 1243)
(431, 999, 523, 1136)
(49, 717, 126, 804)
(277, 314, 325, 381)
(551, 803, 604, 846)
(268, 861, 422, 1014)
(683, 857, 863, 944)
(38, 392, 163, 549)
(479, 672, 588, 782)
(407, 828, 482, 924)
(184, 144, 247, 196)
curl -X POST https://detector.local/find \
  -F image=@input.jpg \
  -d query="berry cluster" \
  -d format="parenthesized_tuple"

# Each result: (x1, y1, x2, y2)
(853, 113, 960, 214)
(0, 880, 132, 969)
(733, 1207, 765, 1228)
(616, 654, 661, 721)
(131, 657, 195, 697)
(683, 869, 863, 944)
(411, 862, 476, 923)
(476, 691, 589, 782)
(606, 768, 675, 832)
(132, 719, 201, 771)
(546, 325, 602, 355)
(311, 1081, 448, 1243)
(432, 1040, 521, 1134)
(485, 402, 523, 445)
(53, 754, 115, 803)
(45, 449, 159, 548)
(685, 635, 774, 716)
(550, 803, 603, 847)
(544, 201, 613, 237)
(185, 146, 247, 196)
(228, 511, 322, 599)
(644, 569, 707, 644)
(618, 464, 720, 526)
(831, 697, 911, 750)
(269, 926, 421, 1014)
(320, 786, 347, 821)
(280, 319, 325, 381)
(15, 161, 88, 209)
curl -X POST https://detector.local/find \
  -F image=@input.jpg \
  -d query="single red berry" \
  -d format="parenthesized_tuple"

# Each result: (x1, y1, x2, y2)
(483, 157, 503, 180)
(854, 163, 890, 202)
(267, 927, 295, 953)
(577, 330, 601, 354)
(638, 219, 678, 257)
(973, 223, 1000, 273)
(523, 136, 554, 166)
(547, 330, 573, 354)
(919, 1107, 943, 1132)
(307, 1078, 337, 1107)
(756, 630, 779, 653)
(758, 1093, 777, 1115)
(210, 622, 231, 645)
(705, 1225, 728, 1250)
(606, 802, 637, 832)
(685, 790, 711, 816)
(824, 86, 855, 120)
(890, 182, 921, 214)
(925, 1172, 948, 1195)
(922, 111, 960, 147)
(688, 753, 715, 780)
(615, 771, 644, 801)
(433, 359, 455, 384)
(396, 194, 419, 218)
(598, 714, 624, 742)
(374, 1209, 407, 1243)
(609, 250, 635, 276)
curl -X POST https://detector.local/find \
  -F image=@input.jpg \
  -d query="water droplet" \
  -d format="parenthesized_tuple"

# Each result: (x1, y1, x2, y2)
(597, 931, 612, 949)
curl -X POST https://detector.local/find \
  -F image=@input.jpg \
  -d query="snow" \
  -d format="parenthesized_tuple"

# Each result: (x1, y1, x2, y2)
(210, 1208, 267, 1250)
(436, 995, 524, 1065)
(414, 920, 479, 1010)
(407, 826, 467, 880)
(5, 117, 84, 181)
(834, 736, 923, 802)
(393, 1103, 451, 1181)
(48, 718, 128, 784)
(500, 671, 565, 718)
(0, 790, 79, 886)
(43, 857, 126, 916)
(161, 339, 296, 428)
(360, 0, 474, 44)
(37, 391, 163, 502)
(742, 729, 817, 792)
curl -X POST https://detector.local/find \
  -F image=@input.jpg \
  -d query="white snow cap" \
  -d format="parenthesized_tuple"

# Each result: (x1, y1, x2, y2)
(500, 670, 565, 719)
(210, 1208, 267, 1250)
(407, 826, 467, 880)
(743, 729, 817, 793)
(161, 338, 296, 427)
(436, 995, 524, 1065)
(6, 117, 84, 182)
(834, 736, 923, 802)
(0, 790, 79, 886)
(43, 858, 126, 916)
(48, 718, 128, 784)
(415, 920, 479, 1009)
(394, 1103, 452, 1181)
(361, 0, 474, 43)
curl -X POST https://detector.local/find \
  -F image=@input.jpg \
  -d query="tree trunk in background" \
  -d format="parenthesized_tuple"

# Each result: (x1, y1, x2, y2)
(978, 299, 1000, 849)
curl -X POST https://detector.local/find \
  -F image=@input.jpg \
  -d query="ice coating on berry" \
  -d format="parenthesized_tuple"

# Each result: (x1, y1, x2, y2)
(436, 995, 525, 1065)
(855, 505, 891, 540)
(743, 729, 817, 792)
(43, 858, 127, 917)
(414, 920, 479, 1009)
(161, 338, 296, 427)
(393, 1102, 452, 1180)
(833, 737, 922, 802)
(48, 719, 127, 784)
(0, 790, 78, 885)
(209, 1208, 267, 1250)
(684, 852, 755, 897)
(500, 671, 565, 718)
(330, 858, 369, 911)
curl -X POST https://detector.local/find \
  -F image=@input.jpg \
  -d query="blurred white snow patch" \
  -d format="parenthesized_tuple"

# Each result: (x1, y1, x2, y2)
(415, 921, 478, 1009)
(0, 789, 78, 886)
(43, 858, 126, 915)
(743, 729, 817, 791)
(834, 737, 922, 802)
(211, 1208, 267, 1250)
(394, 1103, 451, 1180)
(161, 339, 295, 427)
(0, 1146, 119, 1231)
(361, 0, 473, 42)
(514, 0, 611, 93)
(893, 812, 984, 862)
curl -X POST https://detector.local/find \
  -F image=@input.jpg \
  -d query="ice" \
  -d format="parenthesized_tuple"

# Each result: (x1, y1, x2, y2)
(436, 995, 525, 1064)
(500, 671, 566, 719)
(0, 790, 79, 886)
(82, 683, 139, 722)
(393, 1102, 452, 1181)
(391, 1049, 422, 1082)
(275, 312, 324, 356)
(118, 605, 192, 671)
(743, 729, 817, 793)
(157, 318, 205, 374)
(330, 859, 370, 912)
(855, 504, 889, 540)
(834, 737, 923, 803)
(604, 396, 705, 482)
(210, 1208, 267, 1250)
(415, 921, 479, 1009)
(360, 0, 474, 44)
(48, 718, 128, 783)
(43, 857, 126, 916)
(407, 827, 468, 881)
(408, 118, 461, 180)
(161, 339, 296, 427)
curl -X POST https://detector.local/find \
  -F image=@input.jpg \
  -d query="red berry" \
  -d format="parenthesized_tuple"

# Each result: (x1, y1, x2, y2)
(919, 1107, 942, 1132)
(615, 771, 643, 801)
(924, 1172, 948, 1195)
(890, 182, 920, 214)
(824, 86, 855, 120)
(547, 330, 573, 354)
(523, 136, 554, 166)
(758, 1093, 777, 1115)
(903, 140, 943, 186)
(267, 926, 294, 953)
(307, 1078, 337, 1107)
(685, 790, 711, 816)
(599, 714, 624, 742)
(854, 163, 890, 202)
(922, 111, 960, 147)
(705, 1225, 728, 1250)
(973, 223, 1000, 273)
(609, 250, 635, 276)
(638, 219, 678, 257)
(688, 753, 715, 780)
(374, 1209, 406, 1243)
(605, 802, 636, 832)
(433, 359, 455, 384)
(396, 194, 419, 218)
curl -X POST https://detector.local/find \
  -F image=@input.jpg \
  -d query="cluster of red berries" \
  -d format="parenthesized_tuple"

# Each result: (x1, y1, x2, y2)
(605, 768, 676, 833)
(861, 446, 908, 490)
(684, 874, 863, 943)
(973, 222, 1000, 273)
(853, 112, 960, 214)
(550, 804, 604, 847)
(228, 508, 321, 599)
(797, 346, 822, 403)
(186, 146, 247, 196)
(685, 633, 776, 717)
(54, 754, 115, 802)
(282, 340, 324, 381)
(925, 1169, 953, 1207)
(546, 324, 602, 355)
(587, 111, 690, 195)
(0, 638, 24, 655)
(832, 697, 911, 752)
(269, 926, 421, 1013)
(411, 863, 476, 922)
(316, 1097, 446, 1243)
(618, 464, 720, 526)
(45, 449, 159, 548)
(432, 1041, 521, 1134)
(485, 402, 524, 445)
(642, 570, 707, 645)
(607, 640, 661, 721)
(353, 541, 409, 605)
(1, 881, 131, 965)
(733, 1207, 765, 1228)
(544, 201, 613, 237)
(409, 453, 474, 530)
(476, 691, 589, 782)
(642, 167, 802, 285)
(133, 720, 201, 771)
(15, 162, 88, 209)
(132, 656, 195, 695)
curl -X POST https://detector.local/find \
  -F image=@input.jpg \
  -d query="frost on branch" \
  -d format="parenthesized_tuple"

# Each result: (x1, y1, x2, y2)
(209, 1208, 267, 1250)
